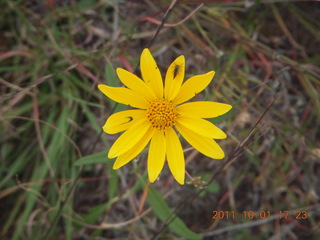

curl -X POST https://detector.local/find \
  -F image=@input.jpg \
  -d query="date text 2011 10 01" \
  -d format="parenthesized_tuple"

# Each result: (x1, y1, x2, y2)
(212, 210, 308, 220)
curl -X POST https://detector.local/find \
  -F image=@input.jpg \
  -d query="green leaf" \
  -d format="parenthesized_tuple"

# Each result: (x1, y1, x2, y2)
(82, 203, 110, 224)
(147, 184, 202, 240)
(76, 0, 96, 10)
(104, 62, 126, 112)
(206, 181, 220, 193)
(74, 151, 113, 166)
(105, 61, 118, 87)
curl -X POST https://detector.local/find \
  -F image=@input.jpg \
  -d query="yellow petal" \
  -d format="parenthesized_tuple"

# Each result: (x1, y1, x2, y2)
(176, 116, 227, 139)
(140, 49, 163, 99)
(164, 55, 185, 101)
(165, 128, 185, 184)
(176, 122, 225, 159)
(113, 128, 155, 169)
(103, 110, 146, 134)
(173, 71, 215, 105)
(116, 68, 156, 101)
(98, 84, 148, 109)
(108, 119, 151, 158)
(148, 129, 166, 183)
(177, 101, 232, 119)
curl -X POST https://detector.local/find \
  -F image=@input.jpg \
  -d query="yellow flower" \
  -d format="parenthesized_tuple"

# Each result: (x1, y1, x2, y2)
(98, 48, 232, 185)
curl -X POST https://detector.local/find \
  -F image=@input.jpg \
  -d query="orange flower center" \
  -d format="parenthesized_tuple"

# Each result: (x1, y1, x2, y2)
(146, 99, 178, 130)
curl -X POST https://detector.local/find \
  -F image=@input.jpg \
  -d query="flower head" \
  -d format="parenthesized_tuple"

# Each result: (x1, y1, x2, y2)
(98, 48, 232, 184)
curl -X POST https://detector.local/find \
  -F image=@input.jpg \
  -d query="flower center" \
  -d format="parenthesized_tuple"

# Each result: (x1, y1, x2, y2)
(146, 99, 178, 130)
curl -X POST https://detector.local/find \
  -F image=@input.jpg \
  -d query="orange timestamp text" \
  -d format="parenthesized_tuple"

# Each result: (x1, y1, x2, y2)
(212, 210, 308, 220)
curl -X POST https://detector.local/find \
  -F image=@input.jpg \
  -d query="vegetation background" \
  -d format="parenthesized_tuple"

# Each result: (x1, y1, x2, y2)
(1, 0, 319, 239)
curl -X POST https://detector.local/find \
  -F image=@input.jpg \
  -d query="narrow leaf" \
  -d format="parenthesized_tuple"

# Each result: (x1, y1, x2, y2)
(147, 184, 202, 240)
(74, 151, 112, 166)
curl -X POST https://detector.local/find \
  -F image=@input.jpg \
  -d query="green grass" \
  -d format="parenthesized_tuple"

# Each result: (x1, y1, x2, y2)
(1, 0, 319, 239)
